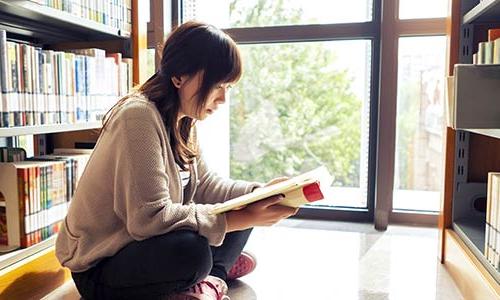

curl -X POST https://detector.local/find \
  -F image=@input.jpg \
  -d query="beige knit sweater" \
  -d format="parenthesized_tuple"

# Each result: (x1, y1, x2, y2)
(55, 95, 258, 272)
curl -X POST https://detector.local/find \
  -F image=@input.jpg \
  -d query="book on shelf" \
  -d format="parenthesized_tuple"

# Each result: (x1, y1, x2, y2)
(210, 166, 332, 215)
(473, 28, 500, 65)
(486, 172, 500, 271)
(488, 29, 500, 42)
(0, 161, 67, 250)
(449, 64, 500, 129)
(0, 147, 26, 162)
(445, 75, 455, 128)
(0, 149, 91, 251)
(494, 39, 500, 64)
(0, 196, 7, 247)
(27, 0, 132, 33)
(0, 30, 133, 128)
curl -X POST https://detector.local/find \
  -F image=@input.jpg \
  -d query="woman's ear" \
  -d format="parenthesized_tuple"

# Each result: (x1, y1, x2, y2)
(171, 76, 182, 88)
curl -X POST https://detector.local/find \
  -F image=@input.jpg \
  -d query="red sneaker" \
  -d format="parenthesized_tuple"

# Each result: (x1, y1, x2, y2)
(168, 275, 229, 300)
(227, 251, 257, 281)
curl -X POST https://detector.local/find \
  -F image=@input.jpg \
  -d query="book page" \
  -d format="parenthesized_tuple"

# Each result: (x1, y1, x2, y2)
(210, 166, 333, 215)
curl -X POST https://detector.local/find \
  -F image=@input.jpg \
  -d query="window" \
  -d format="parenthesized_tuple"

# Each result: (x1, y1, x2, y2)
(393, 36, 447, 212)
(186, 0, 377, 216)
(399, 0, 448, 20)
(146, 48, 156, 78)
(179, 0, 450, 223)
(183, 0, 373, 28)
(230, 41, 371, 208)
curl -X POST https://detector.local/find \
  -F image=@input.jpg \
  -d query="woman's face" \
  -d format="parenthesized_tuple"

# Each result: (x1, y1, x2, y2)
(174, 71, 232, 121)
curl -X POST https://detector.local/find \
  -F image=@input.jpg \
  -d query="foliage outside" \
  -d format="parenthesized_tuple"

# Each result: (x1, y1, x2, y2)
(228, 0, 364, 187)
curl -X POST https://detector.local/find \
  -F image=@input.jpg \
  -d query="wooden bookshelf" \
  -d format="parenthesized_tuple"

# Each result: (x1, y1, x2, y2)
(0, 0, 149, 298)
(0, 243, 72, 300)
(0, 236, 55, 270)
(0, 0, 130, 43)
(440, 0, 500, 297)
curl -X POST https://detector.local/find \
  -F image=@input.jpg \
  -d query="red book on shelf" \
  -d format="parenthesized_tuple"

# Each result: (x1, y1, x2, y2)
(488, 28, 500, 41)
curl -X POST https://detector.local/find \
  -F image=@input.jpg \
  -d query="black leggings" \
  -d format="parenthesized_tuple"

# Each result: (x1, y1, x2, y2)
(72, 229, 252, 300)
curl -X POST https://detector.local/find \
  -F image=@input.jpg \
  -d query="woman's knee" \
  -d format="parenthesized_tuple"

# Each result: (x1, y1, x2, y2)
(161, 230, 212, 279)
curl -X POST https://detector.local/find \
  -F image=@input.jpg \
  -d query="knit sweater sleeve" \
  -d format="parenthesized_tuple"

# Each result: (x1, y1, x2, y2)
(113, 104, 227, 245)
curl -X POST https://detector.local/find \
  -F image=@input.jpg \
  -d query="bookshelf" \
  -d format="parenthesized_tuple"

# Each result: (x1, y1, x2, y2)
(0, 0, 130, 43)
(0, 0, 148, 298)
(0, 122, 101, 137)
(440, 0, 500, 298)
(0, 236, 55, 270)
(463, 0, 500, 23)
(467, 128, 500, 139)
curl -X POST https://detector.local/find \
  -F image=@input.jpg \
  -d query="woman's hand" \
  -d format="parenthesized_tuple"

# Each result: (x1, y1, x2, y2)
(225, 195, 299, 232)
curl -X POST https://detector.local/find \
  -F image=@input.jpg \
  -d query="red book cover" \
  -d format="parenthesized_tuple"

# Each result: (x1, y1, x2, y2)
(302, 182, 324, 202)
(17, 167, 28, 248)
(488, 28, 500, 41)
(0, 197, 7, 245)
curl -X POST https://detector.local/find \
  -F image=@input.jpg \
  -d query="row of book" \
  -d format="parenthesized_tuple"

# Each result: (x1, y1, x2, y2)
(0, 148, 91, 250)
(445, 64, 500, 130)
(473, 28, 500, 64)
(28, 0, 132, 33)
(445, 26, 500, 130)
(0, 147, 26, 163)
(0, 30, 133, 128)
(485, 172, 500, 271)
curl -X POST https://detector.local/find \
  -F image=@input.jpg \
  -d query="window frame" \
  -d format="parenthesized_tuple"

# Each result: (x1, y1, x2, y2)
(180, 0, 382, 223)
(376, 0, 447, 229)
(160, 0, 449, 226)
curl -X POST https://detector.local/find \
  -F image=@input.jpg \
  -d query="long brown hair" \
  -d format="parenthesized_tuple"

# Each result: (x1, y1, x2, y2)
(103, 21, 242, 169)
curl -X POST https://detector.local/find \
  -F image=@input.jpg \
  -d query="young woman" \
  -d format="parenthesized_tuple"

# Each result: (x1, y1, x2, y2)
(55, 21, 298, 300)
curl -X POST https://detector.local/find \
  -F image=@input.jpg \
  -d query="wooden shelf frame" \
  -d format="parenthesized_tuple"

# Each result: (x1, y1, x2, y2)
(440, 0, 500, 296)
(0, 236, 56, 270)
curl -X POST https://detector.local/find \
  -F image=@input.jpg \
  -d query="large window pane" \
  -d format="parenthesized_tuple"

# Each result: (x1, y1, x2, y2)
(399, 0, 448, 20)
(393, 36, 447, 212)
(230, 41, 372, 208)
(146, 48, 156, 78)
(182, 0, 373, 28)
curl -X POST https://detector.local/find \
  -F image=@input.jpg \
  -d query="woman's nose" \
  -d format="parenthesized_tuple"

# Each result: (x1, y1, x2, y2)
(218, 89, 227, 103)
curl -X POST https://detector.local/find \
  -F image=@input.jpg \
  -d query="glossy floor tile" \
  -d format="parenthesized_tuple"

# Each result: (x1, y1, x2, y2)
(43, 220, 463, 300)
(228, 220, 462, 300)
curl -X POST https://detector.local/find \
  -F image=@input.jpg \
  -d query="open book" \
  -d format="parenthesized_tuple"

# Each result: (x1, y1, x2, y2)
(210, 166, 333, 215)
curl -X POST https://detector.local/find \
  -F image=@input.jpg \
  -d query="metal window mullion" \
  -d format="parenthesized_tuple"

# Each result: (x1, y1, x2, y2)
(375, 0, 398, 230)
(224, 22, 379, 44)
(366, 0, 382, 220)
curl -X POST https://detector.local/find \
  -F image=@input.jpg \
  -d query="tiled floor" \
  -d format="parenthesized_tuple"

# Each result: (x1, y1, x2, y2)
(43, 220, 463, 300)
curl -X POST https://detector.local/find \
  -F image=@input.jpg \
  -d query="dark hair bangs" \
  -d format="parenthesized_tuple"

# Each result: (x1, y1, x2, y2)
(203, 31, 242, 88)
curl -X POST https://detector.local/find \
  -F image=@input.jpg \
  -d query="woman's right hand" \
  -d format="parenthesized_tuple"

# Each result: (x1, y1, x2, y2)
(225, 195, 299, 232)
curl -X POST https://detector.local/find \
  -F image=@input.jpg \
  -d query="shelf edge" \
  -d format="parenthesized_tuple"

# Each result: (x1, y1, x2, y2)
(0, 122, 102, 137)
(463, 0, 500, 24)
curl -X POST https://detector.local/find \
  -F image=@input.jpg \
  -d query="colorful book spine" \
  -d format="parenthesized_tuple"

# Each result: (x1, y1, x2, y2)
(0, 30, 133, 128)
(0, 154, 90, 250)
(28, 0, 132, 33)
